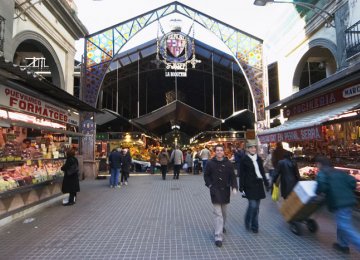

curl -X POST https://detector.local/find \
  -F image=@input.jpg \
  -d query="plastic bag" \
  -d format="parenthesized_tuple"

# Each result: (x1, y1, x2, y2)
(182, 163, 188, 170)
(272, 185, 280, 201)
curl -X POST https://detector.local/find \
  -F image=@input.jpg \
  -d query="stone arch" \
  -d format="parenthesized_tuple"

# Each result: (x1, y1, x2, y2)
(10, 30, 65, 89)
(293, 38, 338, 90)
(83, 1, 264, 122)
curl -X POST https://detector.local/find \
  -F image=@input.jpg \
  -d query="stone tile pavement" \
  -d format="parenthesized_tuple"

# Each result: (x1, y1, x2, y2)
(0, 173, 360, 259)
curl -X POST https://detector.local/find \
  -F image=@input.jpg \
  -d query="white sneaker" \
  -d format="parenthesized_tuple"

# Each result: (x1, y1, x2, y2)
(110, 185, 113, 188)
(116, 185, 120, 188)
(124, 181, 128, 186)
(120, 182, 123, 186)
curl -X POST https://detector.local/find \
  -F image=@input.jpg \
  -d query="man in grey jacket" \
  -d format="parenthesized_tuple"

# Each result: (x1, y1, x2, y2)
(170, 146, 183, 179)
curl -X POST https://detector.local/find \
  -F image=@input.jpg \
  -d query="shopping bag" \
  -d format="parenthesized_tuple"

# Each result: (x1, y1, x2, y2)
(182, 163, 188, 170)
(272, 185, 280, 201)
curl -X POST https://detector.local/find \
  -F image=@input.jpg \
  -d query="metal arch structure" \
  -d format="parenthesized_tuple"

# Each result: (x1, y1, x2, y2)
(81, 1, 265, 170)
(83, 1, 264, 117)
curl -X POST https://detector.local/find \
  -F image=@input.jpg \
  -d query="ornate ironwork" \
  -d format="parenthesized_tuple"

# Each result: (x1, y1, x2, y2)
(83, 1, 265, 120)
(345, 19, 360, 59)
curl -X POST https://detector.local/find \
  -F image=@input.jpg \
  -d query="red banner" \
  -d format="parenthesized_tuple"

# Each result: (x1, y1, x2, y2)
(257, 126, 323, 143)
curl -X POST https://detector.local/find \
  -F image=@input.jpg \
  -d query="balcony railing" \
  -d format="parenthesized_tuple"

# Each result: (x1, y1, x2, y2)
(0, 15, 5, 55)
(345, 20, 360, 59)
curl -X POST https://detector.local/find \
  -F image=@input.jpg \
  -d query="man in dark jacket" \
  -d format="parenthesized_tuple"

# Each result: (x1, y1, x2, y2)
(204, 145, 238, 248)
(273, 151, 300, 199)
(239, 140, 269, 233)
(108, 148, 122, 188)
(315, 156, 360, 254)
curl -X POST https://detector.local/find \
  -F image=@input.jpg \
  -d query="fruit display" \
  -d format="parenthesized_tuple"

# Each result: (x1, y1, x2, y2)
(299, 166, 318, 180)
(0, 159, 65, 192)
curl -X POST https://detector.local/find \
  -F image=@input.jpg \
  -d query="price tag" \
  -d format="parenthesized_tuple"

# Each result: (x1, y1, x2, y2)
(26, 160, 32, 166)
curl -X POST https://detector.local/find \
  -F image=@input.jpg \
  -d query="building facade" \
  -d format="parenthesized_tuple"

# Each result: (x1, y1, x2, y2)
(0, 0, 87, 93)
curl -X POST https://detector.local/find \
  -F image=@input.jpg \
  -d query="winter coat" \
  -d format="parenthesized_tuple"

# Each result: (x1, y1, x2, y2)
(239, 154, 269, 200)
(273, 158, 300, 199)
(170, 149, 183, 165)
(61, 156, 80, 193)
(204, 157, 238, 204)
(121, 152, 132, 173)
(158, 151, 170, 165)
(316, 166, 357, 212)
(109, 151, 122, 169)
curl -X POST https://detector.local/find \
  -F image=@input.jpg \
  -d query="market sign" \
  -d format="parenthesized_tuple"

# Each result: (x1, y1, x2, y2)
(0, 85, 79, 126)
(342, 83, 360, 98)
(258, 126, 323, 143)
(284, 82, 360, 118)
(156, 27, 201, 77)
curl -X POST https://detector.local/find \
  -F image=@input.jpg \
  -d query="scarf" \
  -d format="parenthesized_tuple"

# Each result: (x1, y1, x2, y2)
(247, 153, 263, 179)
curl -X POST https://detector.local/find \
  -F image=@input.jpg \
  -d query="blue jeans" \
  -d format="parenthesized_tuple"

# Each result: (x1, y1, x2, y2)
(335, 207, 360, 251)
(110, 168, 120, 187)
(202, 160, 208, 172)
(245, 199, 260, 231)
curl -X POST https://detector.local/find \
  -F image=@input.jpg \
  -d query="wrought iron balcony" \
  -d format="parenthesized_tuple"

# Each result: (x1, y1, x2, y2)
(345, 20, 360, 59)
(0, 15, 5, 55)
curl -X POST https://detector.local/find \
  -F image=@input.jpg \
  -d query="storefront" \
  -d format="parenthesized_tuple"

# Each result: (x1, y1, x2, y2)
(0, 58, 97, 219)
(258, 62, 360, 205)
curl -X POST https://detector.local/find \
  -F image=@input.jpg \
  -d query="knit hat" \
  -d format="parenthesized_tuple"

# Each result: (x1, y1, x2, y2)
(246, 139, 257, 148)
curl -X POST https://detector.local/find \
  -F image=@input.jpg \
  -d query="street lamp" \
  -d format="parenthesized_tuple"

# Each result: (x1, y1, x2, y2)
(253, 0, 335, 27)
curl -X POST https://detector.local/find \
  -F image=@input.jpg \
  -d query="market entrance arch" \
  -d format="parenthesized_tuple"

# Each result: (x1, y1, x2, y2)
(81, 1, 265, 176)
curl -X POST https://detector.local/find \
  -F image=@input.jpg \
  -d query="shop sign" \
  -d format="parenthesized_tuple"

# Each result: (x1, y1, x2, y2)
(258, 126, 323, 143)
(342, 83, 360, 98)
(284, 83, 360, 118)
(0, 85, 79, 126)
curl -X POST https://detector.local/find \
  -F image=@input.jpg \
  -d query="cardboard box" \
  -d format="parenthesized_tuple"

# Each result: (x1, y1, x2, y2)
(280, 181, 319, 222)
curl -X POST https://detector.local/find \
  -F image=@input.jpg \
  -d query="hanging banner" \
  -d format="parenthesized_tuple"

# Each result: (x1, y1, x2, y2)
(0, 85, 79, 126)
(257, 126, 323, 143)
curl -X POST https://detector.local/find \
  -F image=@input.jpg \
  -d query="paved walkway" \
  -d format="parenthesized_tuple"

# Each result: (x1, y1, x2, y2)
(0, 173, 359, 259)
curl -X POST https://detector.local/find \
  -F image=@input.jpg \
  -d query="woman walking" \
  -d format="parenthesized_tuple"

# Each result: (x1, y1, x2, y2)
(61, 148, 80, 206)
(158, 148, 170, 180)
(239, 140, 269, 233)
(273, 151, 300, 199)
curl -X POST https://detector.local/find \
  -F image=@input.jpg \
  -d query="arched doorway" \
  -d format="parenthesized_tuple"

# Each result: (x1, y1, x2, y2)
(11, 31, 64, 89)
(293, 45, 337, 91)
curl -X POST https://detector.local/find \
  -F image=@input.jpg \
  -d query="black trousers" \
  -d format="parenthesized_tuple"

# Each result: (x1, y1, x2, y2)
(121, 171, 129, 182)
(69, 192, 77, 203)
(161, 165, 168, 179)
(173, 165, 181, 179)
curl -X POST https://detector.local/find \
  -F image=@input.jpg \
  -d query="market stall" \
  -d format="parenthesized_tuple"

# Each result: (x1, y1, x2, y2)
(95, 132, 161, 175)
(190, 130, 248, 159)
(0, 58, 97, 218)
(258, 76, 360, 209)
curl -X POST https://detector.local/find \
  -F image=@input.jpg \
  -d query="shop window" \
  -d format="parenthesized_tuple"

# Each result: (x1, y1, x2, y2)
(267, 62, 280, 118)
(299, 61, 327, 90)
